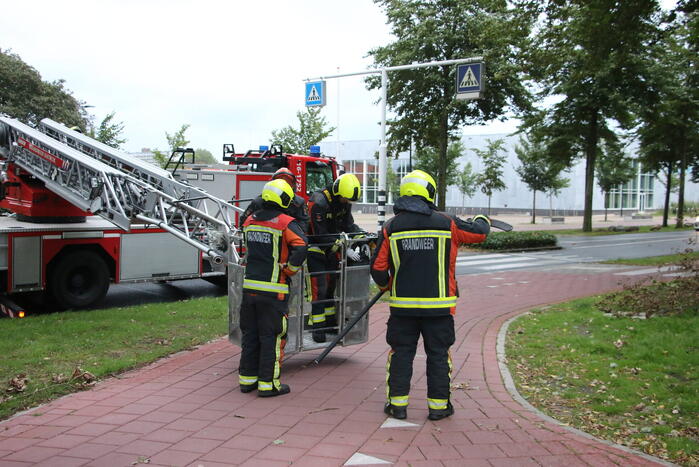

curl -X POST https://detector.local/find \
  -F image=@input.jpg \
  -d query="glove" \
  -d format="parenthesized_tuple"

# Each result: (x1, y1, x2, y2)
(376, 278, 392, 292)
(281, 263, 301, 277)
(330, 238, 343, 253)
(472, 214, 491, 226)
(347, 247, 361, 261)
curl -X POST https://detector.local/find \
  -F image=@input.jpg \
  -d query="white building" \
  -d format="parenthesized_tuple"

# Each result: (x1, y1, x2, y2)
(319, 134, 699, 215)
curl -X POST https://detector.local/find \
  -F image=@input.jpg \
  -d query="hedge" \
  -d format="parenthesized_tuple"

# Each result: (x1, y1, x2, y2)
(469, 231, 557, 250)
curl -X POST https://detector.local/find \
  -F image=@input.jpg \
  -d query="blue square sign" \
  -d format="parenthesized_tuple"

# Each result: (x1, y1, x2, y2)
(456, 63, 484, 100)
(305, 81, 326, 107)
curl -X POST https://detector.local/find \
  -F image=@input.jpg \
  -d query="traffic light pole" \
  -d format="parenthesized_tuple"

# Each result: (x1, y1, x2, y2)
(304, 56, 482, 231)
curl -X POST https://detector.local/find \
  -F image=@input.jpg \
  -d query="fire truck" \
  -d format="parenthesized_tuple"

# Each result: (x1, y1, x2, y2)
(0, 117, 338, 314)
(0, 115, 370, 356)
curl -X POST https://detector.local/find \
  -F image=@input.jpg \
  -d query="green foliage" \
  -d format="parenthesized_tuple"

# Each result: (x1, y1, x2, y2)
(456, 161, 478, 205)
(507, 295, 699, 465)
(515, 0, 661, 231)
(367, 0, 532, 210)
(194, 148, 218, 165)
(153, 124, 190, 168)
(473, 138, 507, 214)
(0, 48, 87, 128)
(413, 139, 463, 188)
(270, 108, 335, 154)
(469, 231, 557, 250)
(0, 296, 227, 420)
(87, 112, 126, 149)
(515, 136, 569, 222)
(595, 141, 635, 212)
(671, 201, 699, 217)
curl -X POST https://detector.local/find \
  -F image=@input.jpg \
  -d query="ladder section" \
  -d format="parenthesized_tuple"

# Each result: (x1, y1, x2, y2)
(39, 118, 243, 241)
(0, 117, 237, 264)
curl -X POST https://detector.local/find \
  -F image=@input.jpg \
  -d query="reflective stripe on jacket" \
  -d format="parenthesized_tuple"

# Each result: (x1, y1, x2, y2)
(243, 209, 307, 300)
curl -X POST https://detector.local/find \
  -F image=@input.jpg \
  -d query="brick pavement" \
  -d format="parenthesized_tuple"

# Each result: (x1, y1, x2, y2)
(0, 270, 670, 466)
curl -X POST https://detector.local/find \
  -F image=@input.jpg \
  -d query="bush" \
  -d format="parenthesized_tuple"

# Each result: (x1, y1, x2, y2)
(670, 200, 699, 217)
(469, 231, 557, 250)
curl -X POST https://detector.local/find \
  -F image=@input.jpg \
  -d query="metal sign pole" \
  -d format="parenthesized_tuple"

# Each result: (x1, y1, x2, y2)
(304, 56, 483, 231)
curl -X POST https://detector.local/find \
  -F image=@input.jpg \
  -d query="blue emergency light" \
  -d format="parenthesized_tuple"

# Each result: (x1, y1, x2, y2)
(309, 145, 320, 155)
(259, 145, 269, 152)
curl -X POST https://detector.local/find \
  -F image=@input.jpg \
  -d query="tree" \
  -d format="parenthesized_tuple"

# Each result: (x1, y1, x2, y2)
(636, 6, 699, 228)
(413, 139, 464, 195)
(456, 162, 478, 208)
(366, 0, 532, 210)
(515, 136, 569, 223)
(88, 112, 126, 149)
(515, 0, 661, 231)
(0, 48, 87, 128)
(194, 148, 218, 165)
(153, 124, 191, 168)
(473, 139, 507, 215)
(595, 140, 635, 221)
(270, 108, 335, 154)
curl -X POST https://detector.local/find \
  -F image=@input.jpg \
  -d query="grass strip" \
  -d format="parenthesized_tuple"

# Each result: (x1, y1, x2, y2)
(0, 296, 228, 421)
(602, 251, 699, 266)
(506, 296, 699, 466)
(538, 225, 695, 236)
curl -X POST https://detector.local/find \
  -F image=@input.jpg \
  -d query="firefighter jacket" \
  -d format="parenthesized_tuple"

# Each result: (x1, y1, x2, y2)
(239, 194, 309, 233)
(307, 186, 361, 252)
(370, 196, 489, 317)
(242, 207, 308, 300)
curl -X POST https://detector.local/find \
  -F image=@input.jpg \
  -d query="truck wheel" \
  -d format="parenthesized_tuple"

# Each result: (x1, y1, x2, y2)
(49, 250, 110, 310)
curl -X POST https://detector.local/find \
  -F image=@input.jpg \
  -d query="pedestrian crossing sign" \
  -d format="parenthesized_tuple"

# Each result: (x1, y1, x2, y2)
(305, 80, 326, 107)
(455, 62, 484, 100)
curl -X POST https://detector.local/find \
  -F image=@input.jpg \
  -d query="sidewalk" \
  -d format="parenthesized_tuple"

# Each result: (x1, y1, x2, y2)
(0, 270, 668, 467)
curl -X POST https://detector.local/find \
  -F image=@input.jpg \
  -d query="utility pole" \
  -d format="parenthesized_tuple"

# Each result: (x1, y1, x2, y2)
(304, 56, 483, 231)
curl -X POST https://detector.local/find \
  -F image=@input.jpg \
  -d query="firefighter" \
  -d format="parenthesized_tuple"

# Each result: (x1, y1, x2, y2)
(306, 172, 363, 343)
(238, 179, 308, 397)
(239, 167, 309, 233)
(370, 170, 490, 420)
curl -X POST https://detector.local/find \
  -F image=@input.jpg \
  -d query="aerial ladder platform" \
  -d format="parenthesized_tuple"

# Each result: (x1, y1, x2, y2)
(0, 116, 242, 264)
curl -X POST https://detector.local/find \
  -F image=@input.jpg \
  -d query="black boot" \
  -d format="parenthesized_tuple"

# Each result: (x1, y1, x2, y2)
(258, 383, 291, 398)
(240, 382, 257, 393)
(428, 401, 454, 421)
(312, 331, 326, 343)
(384, 403, 407, 420)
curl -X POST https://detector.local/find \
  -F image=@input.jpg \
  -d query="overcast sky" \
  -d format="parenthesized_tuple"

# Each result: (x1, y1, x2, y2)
(2, 0, 677, 159)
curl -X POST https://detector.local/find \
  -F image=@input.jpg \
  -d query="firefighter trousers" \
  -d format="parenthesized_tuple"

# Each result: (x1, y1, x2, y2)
(239, 293, 288, 393)
(306, 250, 337, 329)
(385, 314, 455, 410)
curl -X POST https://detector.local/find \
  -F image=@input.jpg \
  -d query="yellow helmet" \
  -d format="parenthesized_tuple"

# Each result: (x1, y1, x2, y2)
(261, 179, 294, 209)
(400, 169, 436, 203)
(332, 173, 361, 201)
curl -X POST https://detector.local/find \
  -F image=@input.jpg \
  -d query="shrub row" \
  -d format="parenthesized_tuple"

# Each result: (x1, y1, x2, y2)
(469, 230, 557, 250)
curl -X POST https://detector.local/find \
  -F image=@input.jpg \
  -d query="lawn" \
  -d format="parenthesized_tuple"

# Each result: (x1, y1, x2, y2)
(537, 225, 695, 236)
(506, 296, 699, 466)
(0, 297, 228, 420)
(602, 251, 699, 266)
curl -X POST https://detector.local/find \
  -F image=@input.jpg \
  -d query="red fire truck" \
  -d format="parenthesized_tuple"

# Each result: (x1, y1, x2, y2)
(0, 117, 339, 316)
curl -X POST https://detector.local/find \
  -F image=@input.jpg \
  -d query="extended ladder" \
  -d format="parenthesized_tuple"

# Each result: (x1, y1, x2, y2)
(0, 116, 240, 263)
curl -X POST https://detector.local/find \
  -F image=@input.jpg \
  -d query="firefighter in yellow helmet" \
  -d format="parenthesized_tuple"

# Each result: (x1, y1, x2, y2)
(238, 179, 308, 397)
(370, 169, 491, 420)
(306, 173, 363, 343)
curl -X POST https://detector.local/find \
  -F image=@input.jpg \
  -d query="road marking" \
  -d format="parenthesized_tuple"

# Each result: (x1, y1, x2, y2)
(614, 266, 679, 276)
(479, 261, 550, 271)
(456, 256, 535, 266)
(345, 453, 391, 465)
(381, 418, 420, 428)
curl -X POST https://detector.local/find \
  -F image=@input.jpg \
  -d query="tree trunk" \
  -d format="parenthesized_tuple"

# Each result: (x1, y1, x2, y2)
(604, 191, 608, 222)
(487, 195, 492, 216)
(662, 161, 673, 228)
(436, 112, 449, 211)
(531, 190, 536, 224)
(676, 141, 687, 228)
(583, 111, 599, 232)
